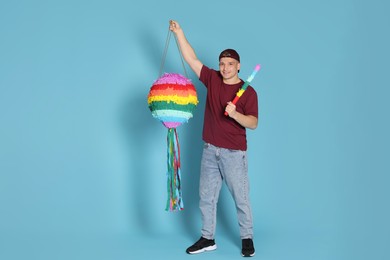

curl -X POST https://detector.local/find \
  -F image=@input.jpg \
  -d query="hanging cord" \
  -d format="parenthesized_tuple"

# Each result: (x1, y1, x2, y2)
(173, 33, 189, 78)
(159, 26, 172, 77)
(159, 24, 188, 78)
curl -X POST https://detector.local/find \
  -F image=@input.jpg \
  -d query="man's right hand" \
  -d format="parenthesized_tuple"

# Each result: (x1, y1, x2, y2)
(169, 20, 181, 33)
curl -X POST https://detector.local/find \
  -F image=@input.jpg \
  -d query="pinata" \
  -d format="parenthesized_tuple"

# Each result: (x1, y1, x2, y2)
(147, 73, 198, 211)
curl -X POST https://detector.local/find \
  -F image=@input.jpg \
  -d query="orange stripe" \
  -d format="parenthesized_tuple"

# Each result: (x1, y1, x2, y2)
(148, 88, 197, 97)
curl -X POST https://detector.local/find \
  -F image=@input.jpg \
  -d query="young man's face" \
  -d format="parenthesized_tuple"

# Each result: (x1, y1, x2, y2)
(219, 57, 240, 80)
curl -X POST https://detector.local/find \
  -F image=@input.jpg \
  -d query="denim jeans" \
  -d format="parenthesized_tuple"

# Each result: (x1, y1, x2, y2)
(199, 143, 254, 240)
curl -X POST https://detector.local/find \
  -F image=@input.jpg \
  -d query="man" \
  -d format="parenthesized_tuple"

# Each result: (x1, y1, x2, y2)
(169, 20, 258, 257)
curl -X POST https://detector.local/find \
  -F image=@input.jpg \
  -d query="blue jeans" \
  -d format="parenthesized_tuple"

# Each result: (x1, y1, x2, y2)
(199, 143, 254, 240)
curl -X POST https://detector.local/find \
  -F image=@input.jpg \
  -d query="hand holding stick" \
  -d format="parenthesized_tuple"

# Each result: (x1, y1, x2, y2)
(224, 64, 261, 116)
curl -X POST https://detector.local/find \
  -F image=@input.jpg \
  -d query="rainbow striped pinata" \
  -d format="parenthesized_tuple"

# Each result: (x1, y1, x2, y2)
(147, 73, 198, 211)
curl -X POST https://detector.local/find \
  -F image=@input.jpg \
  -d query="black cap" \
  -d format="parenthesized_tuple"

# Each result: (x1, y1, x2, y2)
(219, 49, 240, 62)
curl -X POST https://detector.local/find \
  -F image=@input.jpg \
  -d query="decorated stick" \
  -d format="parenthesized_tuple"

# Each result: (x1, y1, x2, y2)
(224, 64, 261, 116)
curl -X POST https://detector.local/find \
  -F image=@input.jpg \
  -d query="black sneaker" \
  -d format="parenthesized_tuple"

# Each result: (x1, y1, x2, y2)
(186, 237, 217, 254)
(241, 238, 255, 257)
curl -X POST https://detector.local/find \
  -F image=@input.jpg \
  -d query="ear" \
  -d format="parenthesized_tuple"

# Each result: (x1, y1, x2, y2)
(237, 62, 241, 72)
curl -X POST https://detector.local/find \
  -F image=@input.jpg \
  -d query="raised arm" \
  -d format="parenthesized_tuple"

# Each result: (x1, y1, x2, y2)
(169, 20, 203, 78)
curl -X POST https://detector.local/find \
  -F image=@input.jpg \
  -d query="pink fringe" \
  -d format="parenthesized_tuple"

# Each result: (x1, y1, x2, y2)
(154, 73, 192, 86)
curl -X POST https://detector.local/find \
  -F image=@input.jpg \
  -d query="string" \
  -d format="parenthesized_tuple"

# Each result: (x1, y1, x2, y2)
(159, 26, 172, 77)
(159, 23, 189, 78)
(173, 34, 189, 78)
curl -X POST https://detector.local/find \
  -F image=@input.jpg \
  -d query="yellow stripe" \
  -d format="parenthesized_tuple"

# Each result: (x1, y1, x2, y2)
(236, 89, 245, 97)
(148, 95, 199, 105)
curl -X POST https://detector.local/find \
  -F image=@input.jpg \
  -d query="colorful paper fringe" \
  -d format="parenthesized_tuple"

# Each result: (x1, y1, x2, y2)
(166, 128, 182, 211)
(147, 73, 198, 211)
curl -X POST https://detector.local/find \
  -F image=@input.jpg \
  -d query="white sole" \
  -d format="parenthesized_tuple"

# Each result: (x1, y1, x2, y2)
(188, 244, 217, 254)
(241, 252, 255, 257)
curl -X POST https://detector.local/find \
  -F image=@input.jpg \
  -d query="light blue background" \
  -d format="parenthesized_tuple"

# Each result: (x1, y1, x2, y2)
(1, 0, 389, 259)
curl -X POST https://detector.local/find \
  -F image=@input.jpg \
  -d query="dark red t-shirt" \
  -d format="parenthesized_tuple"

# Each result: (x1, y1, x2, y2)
(199, 65, 258, 151)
